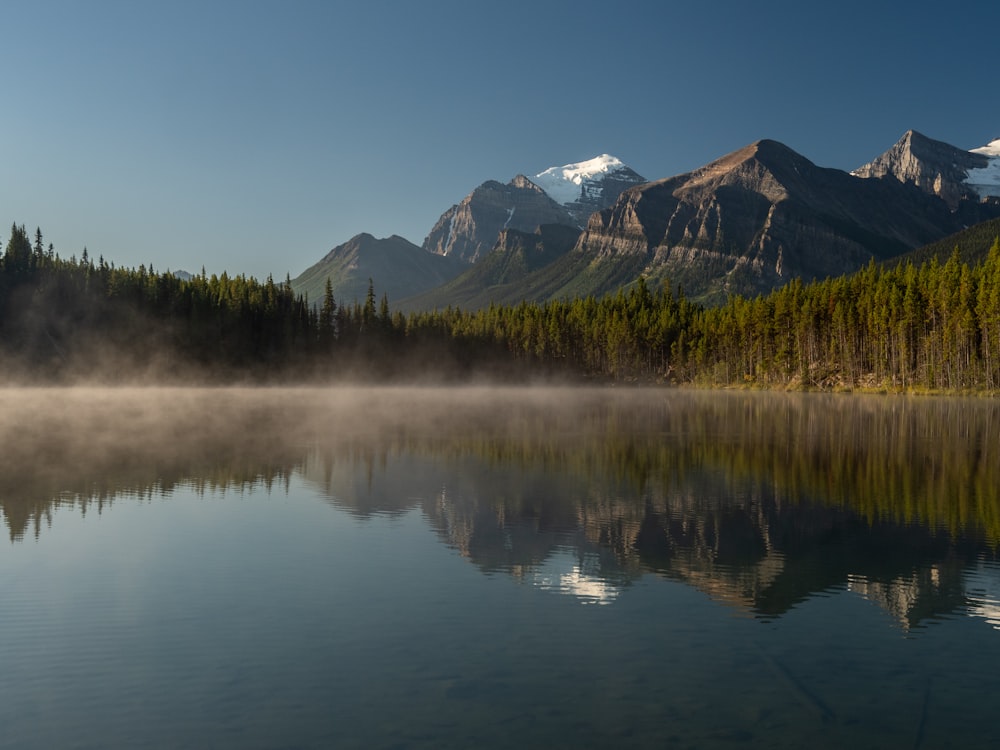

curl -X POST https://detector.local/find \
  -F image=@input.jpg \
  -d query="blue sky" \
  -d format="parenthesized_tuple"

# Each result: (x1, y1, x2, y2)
(2, 0, 998, 282)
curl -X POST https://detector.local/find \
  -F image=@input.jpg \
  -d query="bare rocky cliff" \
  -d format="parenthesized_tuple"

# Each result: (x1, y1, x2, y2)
(422, 176, 574, 264)
(562, 139, 977, 302)
(851, 129, 988, 209)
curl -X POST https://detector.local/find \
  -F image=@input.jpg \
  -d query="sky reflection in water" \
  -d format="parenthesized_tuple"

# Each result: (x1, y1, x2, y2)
(1, 387, 999, 748)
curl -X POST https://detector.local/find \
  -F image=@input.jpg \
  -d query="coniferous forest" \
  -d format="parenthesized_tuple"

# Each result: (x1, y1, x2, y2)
(2, 222, 1000, 391)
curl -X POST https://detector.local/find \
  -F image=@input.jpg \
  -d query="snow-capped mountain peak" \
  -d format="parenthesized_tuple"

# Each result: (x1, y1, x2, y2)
(532, 154, 635, 206)
(967, 138, 1000, 199)
(971, 138, 1000, 157)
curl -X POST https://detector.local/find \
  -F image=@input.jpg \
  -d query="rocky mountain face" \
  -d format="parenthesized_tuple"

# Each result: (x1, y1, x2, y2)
(531, 154, 647, 226)
(290, 233, 464, 309)
(551, 139, 991, 303)
(421, 176, 574, 264)
(421, 157, 646, 265)
(851, 129, 991, 209)
(301, 133, 1000, 312)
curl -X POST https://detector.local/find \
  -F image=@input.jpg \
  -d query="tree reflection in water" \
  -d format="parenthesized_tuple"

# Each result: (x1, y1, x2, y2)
(1, 386, 998, 628)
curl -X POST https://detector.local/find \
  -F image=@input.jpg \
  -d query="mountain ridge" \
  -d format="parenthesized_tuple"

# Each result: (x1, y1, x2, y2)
(851, 129, 990, 209)
(298, 133, 1000, 311)
(292, 233, 463, 308)
(420, 176, 572, 264)
(530, 137, 973, 305)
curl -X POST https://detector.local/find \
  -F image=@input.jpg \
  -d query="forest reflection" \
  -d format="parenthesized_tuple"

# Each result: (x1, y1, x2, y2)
(2, 386, 998, 627)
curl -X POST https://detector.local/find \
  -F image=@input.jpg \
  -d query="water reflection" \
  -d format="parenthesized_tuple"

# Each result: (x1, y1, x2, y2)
(1, 386, 998, 630)
(965, 560, 1000, 630)
(527, 547, 623, 605)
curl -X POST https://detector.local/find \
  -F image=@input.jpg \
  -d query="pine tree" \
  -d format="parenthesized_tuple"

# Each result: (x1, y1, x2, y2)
(320, 276, 336, 331)
(4, 224, 33, 274)
(362, 278, 377, 328)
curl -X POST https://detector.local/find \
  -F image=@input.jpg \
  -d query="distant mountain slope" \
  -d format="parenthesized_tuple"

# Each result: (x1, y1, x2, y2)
(296, 133, 1000, 313)
(401, 224, 582, 311)
(852, 130, 1000, 219)
(851, 130, 988, 208)
(407, 138, 998, 311)
(291, 233, 464, 307)
(535, 139, 978, 304)
(421, 176, 573, 264)
(421, 156, 646, 265)
(889, 216, 1000, 268)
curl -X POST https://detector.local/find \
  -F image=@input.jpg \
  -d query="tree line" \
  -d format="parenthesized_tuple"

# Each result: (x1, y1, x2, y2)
(3, 222, 1000, 390)
(0, 224, 422, 381)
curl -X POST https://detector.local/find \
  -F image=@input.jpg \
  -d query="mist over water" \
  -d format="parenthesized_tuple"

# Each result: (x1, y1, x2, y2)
(4, 385, 998, 540)
(2, 386, 999, 748)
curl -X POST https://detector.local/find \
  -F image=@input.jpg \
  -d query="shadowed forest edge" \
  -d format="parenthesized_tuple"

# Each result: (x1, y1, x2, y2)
(2, 223, 1000, 391)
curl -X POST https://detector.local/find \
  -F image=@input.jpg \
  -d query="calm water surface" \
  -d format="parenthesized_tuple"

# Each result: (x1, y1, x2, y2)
(1, 387, 998, 749)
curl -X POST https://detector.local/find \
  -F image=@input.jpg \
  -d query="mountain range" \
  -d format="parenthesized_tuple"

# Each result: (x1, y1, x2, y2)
(291, 131, 1000, 309)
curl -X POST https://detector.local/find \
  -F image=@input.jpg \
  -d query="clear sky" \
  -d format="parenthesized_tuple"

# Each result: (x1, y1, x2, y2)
(2, 0, 998, 281)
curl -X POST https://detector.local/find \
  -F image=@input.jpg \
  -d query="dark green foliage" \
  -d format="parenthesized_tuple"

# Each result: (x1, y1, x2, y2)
(3, 224, 35, 276)
(894, 217, 1000, 268)
(399, 229, 1000, 390)
(0, 229, 318, 381)
(3, 222, 1000, 390)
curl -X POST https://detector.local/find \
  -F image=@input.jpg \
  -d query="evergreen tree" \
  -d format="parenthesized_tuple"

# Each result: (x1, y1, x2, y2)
(362, 278, 376, 328)
(4, 224, 33, 274)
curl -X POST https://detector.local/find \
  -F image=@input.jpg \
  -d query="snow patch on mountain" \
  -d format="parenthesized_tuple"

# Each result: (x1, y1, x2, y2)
(966, 138, 1000, 198)
(971, 138, 1000, 157)
(532, 154, 630, 206)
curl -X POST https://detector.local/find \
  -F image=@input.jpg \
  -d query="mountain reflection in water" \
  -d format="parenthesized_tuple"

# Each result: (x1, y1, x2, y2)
(1, 386, 998, 632)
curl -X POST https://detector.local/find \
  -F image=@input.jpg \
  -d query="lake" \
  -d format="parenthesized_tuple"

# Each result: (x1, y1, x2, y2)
(1, 386, 998, 749)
